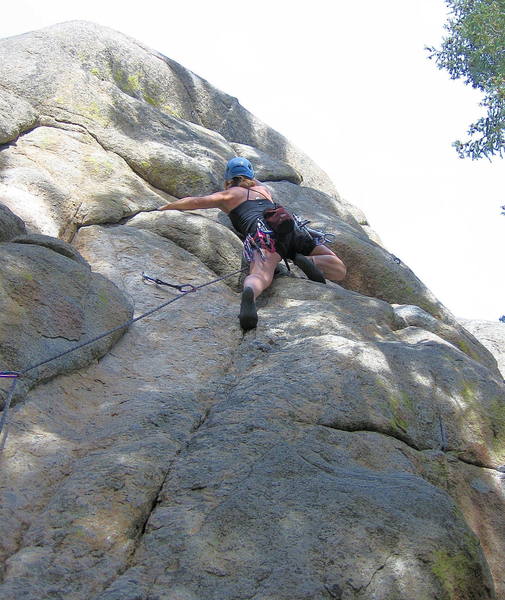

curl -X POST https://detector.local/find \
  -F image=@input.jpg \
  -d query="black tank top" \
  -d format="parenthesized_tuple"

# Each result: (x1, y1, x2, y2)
(228, 188, 273, 235)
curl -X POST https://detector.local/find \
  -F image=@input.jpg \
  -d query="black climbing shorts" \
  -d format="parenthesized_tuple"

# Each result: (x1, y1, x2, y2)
(276, 226, 317, 260)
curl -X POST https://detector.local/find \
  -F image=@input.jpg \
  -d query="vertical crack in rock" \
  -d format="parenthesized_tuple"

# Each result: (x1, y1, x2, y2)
(99, 328, 265, 595)
(117, 367, 238, 585)
(132, 404, 215, 546)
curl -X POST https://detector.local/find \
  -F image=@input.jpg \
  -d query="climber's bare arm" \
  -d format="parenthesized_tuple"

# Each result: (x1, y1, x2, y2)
(158, 190, 235, 212)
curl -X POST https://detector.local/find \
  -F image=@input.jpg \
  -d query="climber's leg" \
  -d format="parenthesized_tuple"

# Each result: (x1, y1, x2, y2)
(243, 250, 282, 299)
(309, 245, 346, 282)
(240, 250, 281, 330)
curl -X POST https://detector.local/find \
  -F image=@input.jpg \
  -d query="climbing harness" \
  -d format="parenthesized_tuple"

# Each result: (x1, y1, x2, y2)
(0, 266, 248, 452)
(242, 215, 335, 265)
(243, 219, 277, 262)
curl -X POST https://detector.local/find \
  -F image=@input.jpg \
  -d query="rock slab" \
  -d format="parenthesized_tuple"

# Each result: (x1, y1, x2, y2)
(0, 21, 504, 600)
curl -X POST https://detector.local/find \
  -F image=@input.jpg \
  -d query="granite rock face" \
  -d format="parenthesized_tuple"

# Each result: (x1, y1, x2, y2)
(459, 319, 505, 379)
(0, 238, 133, 406)
(0, 89, 37, 145)
(1, 21, 504, 600)
(0, 203, 26, 241)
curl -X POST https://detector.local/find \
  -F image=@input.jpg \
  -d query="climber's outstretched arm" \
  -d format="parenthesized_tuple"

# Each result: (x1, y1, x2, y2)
(158, 190, 234, 212)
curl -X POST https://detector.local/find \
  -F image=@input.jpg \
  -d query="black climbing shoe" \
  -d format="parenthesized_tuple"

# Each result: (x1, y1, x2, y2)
(293, 254, 326, 283)
(239, 287, 258, 330)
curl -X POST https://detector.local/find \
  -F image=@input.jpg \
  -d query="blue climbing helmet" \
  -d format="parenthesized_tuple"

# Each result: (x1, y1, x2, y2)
(224, 157, 254, 180)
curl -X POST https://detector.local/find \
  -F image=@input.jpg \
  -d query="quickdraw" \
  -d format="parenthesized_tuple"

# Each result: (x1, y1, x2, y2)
(142, 272, 197, 293)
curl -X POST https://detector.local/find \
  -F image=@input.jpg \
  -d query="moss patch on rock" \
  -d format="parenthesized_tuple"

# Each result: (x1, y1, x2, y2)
(431, 535, 484, 599)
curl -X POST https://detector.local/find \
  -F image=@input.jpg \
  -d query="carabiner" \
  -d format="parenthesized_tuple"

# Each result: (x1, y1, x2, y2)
(142, 272, 162, 285)
(177, 284, 197, 293)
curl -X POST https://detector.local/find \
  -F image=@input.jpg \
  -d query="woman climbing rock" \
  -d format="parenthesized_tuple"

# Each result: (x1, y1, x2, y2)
(158, 157, 346, 330)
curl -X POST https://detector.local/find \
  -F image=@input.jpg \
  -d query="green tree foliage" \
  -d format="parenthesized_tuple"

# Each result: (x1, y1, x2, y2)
(427, 0, 505, 159)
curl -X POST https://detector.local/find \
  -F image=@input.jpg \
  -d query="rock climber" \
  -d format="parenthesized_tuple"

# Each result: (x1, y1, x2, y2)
(158, 157, 346, 330)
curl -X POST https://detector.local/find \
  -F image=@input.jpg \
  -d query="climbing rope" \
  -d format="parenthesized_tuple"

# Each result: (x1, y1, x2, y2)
(0, 266, 248, 452)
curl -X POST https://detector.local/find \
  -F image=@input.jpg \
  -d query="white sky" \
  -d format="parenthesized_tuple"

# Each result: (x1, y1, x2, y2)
(2, 0, 503, 321)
